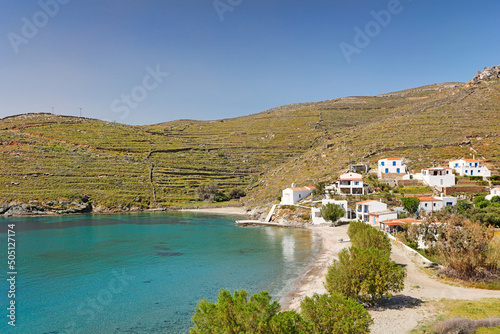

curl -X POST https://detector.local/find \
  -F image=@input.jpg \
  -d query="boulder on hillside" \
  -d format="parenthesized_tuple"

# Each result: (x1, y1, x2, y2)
(469, 65, 500, 85)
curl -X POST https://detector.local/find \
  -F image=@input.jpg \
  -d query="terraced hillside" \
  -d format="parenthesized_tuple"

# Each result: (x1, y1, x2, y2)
(1, 74, 499, 210)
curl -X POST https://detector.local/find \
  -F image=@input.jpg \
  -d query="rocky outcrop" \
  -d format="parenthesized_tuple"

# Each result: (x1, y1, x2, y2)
(0, 200, 92, 216)
(469, 65, 500, 85)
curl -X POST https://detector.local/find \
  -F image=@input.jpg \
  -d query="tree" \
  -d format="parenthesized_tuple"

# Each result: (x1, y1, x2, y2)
(325, 247, 406, 305)
(190, 290, 309, 334)
(406, 221, 443, 250)
(401, 197, 420, 217)
(436, 217, 496, 280)
(196, 182, 219, 202)
(320, 203, 345, 224)
(348, 221, 391, 254)
(300, 293, 372, 334)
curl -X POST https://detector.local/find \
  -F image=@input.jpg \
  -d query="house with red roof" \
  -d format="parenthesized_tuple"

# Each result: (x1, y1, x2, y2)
(420, 166, 455, 188)
(355, 200, 387, 222)
(377, 157, 408, 179)
(418, 195, 457, 213)
(280, 184, 316, 205)
(448, 158, 491, 178)
(333, 172, 365, 195)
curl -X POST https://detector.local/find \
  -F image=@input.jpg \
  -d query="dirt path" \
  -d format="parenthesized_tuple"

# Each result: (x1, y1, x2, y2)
(370, 242, 500, 334)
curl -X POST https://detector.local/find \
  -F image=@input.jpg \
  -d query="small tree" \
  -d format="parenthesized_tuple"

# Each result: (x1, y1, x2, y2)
(401, 197, 420, 217)
(348, 221, 391, 254)
(196, 182, 219, 202)
(320, 203, 345, 224)
(325, 247, 406, 305)
(300, 293, 372, 334)
(436, 217, 495, 280)
(406, 221, 443, 250)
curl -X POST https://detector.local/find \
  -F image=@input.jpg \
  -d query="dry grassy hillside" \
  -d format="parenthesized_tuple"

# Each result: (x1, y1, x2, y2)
(0, 73, 499, 210)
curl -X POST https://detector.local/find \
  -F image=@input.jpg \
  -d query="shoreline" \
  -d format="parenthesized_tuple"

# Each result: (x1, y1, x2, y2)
(0, 204, 250, 218)
(282, 224, 351, 311)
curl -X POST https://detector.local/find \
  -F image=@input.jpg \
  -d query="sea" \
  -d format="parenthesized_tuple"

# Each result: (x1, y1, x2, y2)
(0, 211, 320, 333)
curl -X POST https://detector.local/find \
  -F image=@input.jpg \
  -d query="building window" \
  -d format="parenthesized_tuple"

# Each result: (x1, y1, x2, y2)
(425, 203, 428, 207)
(396, 168, 400, 173)
(354, 181, 359, 186)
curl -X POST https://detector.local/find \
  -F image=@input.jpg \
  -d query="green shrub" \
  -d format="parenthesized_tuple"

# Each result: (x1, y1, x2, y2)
(401, 197, 420, 217)
(325, 247, 406, 305)
(320, 203, 345, 223)
(190, 290, 283, 333)
(300, 293, 372, 334)
(348, 221, 391, 254)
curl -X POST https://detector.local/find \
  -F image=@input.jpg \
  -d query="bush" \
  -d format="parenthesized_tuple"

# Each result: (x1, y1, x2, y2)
(348, 221, 391, 254)
(325, 247, 406, 305)
(229, 188, 246, 199)
(190, 290, 307, 334)
(196, 182, 219, 202)
(437, 217, 496, 280)
(320, 203, 345, 223)
(214, 192, 229, 202)
(469, 206, 500, 227)
(401, 197, 420, 217)
(300, 293, 372, 334)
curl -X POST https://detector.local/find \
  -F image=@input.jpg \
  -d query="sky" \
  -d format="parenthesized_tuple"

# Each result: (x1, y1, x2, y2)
(0, 0, 499, 125)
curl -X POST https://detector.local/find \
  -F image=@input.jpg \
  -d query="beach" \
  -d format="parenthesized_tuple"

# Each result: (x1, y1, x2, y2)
(283, 224, 351, 310)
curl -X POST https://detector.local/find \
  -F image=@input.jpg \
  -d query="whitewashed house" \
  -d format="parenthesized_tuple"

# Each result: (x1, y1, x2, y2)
(378, 158, 408, 178)
(356, 200, 387, 222)
(448, 159, 491, 178)
(334, 172, 365, 195)
(368, 210, 398, 226)
(280, 184, 316, 205)
(311, 199, 352, 225)
(418, 196, 457, 214)
(486, 187, 500, 201)
(421, 167, 455, 188)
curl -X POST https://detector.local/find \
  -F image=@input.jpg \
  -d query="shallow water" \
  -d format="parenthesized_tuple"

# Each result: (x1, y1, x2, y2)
(0, 212, 319, 333)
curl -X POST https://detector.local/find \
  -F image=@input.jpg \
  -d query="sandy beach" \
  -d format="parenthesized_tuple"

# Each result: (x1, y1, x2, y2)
(283, 224, 351, 310)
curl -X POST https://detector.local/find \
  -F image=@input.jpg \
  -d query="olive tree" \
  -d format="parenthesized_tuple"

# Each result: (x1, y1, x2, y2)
(300, 293, 372, 334)
(325, 247, 406, 305)
(320, 203, 345, 224)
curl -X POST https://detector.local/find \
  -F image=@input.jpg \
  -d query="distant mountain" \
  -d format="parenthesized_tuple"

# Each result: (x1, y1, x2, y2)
(1, 67, 499, 212)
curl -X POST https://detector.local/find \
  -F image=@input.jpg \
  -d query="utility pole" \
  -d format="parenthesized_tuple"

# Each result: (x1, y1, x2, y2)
(51, 107, 54, 113)
(79, 108, 82, 118)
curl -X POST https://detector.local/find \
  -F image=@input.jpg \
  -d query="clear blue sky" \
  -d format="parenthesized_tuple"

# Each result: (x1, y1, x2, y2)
(1, 0, 499, 125)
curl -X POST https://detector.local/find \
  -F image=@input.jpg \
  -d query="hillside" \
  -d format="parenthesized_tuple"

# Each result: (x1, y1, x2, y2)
(1, 68, 499, 212)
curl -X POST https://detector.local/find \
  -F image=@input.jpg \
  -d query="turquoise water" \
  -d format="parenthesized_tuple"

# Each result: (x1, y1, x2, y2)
(0, 212, 319, 333)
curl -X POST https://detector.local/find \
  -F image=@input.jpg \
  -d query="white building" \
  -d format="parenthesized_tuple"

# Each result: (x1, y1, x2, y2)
(280, 185, 316, 205)
(368, 210, 398, 226)
(311, 199, 352, 225)
(356, 200, 387, 222)
(418, 196, 457, 214)
(448, 159, 491, 178)
(421, 167, 455, 188)
(378, 158, 407, 178)
(486, 187, 500, 201)
(334, 172, 365, 195)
